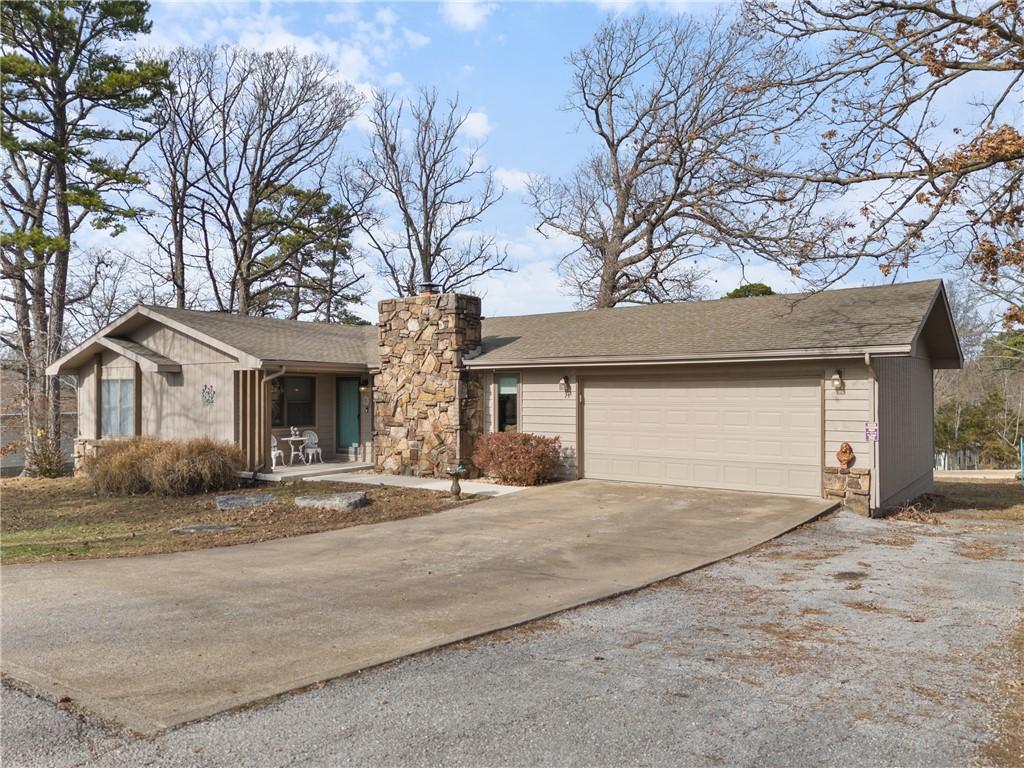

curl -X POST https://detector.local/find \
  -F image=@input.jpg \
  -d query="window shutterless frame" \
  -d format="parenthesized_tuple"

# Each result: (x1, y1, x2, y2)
(271, 375, 317, 428)
(100, 378, 135, 437)
(496, 374, 519, 432)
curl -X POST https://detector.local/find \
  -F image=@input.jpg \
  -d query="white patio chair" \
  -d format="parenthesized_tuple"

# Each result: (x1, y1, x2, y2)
(270, 435, 285, 469)
(302, 430, 324, 464)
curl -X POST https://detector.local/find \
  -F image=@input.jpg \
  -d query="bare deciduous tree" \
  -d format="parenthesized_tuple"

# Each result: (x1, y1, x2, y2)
(128, 47, 215, 309)
(344, 88, 512, 296)
(746, 0, 1023, 323)
(527, 12, 810, 308)
(181, 46, 360, 314)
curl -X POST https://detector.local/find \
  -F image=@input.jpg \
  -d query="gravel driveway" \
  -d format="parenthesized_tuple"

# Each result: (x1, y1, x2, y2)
(3, 508, 1021, 768)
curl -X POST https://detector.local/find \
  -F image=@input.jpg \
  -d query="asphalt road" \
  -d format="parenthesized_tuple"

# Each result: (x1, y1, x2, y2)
(3, 509, 1021, 768)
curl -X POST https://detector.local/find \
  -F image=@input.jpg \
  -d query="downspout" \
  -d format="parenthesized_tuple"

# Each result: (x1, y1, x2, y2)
(262, 366, 287, 385)
(864, 352, 879, 514)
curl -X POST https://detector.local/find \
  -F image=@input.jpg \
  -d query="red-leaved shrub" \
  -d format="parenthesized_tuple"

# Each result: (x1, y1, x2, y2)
(472, 432, 562, 486)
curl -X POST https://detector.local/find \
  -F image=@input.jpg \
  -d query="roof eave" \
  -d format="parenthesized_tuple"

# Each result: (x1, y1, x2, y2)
(45, 306, 150, 376)
(463, 344, 914, 369)
(259, 360, 372, 373)
(909, 280, 964, 368)
(98, 338, 182, 373)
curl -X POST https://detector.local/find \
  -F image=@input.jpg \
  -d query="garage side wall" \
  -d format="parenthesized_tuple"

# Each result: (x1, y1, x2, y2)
(824, 363, 875, 475)
(875, 355, 934, 508)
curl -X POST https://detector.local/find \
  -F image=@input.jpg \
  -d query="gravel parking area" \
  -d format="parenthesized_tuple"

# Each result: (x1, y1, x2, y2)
(3, 505, 1021, 768)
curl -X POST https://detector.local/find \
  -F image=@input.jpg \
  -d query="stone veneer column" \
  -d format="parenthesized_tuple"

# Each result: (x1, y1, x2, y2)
(823, 467, 872, 516)
(374, 293, 483, 477)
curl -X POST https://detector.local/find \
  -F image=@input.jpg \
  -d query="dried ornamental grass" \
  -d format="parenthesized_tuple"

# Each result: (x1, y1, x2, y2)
(83, 437, 243, 497)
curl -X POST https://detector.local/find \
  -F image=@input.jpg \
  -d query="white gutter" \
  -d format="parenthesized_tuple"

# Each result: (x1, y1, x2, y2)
(464, 345, 913, 370)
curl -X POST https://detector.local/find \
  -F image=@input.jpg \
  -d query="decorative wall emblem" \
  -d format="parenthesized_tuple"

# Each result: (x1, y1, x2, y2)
(835, 441, 855, 470)
(201, 384, 217, 405)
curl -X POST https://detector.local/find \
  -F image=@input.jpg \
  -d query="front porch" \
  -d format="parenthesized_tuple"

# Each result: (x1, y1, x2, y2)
(235, 367, 374, 474)
(251, 457, 374, 482)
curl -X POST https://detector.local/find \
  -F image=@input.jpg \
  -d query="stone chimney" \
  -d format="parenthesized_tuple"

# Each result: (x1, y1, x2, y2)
(374, 293, 483, 477)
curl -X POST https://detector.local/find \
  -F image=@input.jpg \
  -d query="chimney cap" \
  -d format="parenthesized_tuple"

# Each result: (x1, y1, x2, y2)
(418, 281, 440, 295)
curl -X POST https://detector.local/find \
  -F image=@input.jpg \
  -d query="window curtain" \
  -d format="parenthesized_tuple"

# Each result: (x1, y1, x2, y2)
(101, 379, 134, 437)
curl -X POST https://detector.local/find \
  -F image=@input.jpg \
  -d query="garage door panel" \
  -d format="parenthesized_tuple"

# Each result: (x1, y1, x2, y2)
(583, 375, 821, 496)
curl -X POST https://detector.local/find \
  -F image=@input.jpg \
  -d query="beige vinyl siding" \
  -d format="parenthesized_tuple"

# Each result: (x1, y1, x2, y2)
(823, 363, 876, 474)
(130, 324, 237, 442)
(316, 373, 336, 457)
(517, 371, 579, 478)
(77, 358, 99, 440)
(71, 321, 237, 443)
(876, 355, 934, 507)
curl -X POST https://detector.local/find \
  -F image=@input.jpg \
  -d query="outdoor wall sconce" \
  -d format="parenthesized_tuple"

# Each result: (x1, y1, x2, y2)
(559, 375, 572, 394)
(830, 369, 844, 392)
(359, 379, 369, 394)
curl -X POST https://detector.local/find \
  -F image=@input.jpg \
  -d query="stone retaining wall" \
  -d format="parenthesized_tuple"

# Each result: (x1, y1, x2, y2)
(824, 467, 872, 516)
(374, 293, 483, 477)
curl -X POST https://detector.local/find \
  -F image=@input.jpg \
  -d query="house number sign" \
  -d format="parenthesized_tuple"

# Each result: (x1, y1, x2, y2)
(864, 421, 879, 443)
(201, 384, 217, 405)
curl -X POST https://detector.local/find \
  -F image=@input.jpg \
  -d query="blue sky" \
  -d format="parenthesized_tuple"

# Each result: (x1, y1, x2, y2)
(113, 0, 958, 321)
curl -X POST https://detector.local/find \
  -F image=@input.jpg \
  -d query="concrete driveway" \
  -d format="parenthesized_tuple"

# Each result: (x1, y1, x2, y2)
(1, 480, 833, 734)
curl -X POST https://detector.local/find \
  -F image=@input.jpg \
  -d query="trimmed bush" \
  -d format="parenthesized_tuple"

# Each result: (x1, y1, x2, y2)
(83, 437, 243, 496)
(472, 432, 562, 486)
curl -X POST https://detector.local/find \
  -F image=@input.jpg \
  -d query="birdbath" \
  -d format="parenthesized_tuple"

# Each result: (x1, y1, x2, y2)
(447, 463, 467, 500)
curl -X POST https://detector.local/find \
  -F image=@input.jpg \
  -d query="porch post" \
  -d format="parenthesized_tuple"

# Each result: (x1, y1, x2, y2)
(235, 369, 270, 473)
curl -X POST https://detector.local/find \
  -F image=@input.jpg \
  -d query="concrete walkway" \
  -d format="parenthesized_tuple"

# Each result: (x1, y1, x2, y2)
(309, 471, 522, 496)
(0, 481, 834, 735)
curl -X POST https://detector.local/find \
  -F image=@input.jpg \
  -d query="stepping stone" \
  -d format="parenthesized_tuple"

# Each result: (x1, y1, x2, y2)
(215, 493, 274, 511)
(171, 524, 236, 534)
(293, 491, 369, 511)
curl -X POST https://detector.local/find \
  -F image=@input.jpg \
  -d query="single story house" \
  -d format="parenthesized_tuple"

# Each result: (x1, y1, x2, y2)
(48, 279, 962, 515)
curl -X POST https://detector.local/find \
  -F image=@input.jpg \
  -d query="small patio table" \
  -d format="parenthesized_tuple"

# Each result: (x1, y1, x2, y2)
(281, 435, 308, 465)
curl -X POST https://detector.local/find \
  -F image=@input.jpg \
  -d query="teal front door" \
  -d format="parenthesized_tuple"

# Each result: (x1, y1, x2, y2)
(336, 378, 360, 454)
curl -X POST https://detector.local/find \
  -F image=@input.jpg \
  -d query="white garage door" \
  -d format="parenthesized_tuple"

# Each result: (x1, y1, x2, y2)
(582, 376, 821, 496)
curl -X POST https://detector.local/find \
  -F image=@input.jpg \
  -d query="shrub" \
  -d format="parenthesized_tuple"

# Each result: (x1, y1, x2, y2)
(83, 439, 161, 495)
(25, 435, 68, 478)
(472, 432, 562, 486)
(84, 437, 243, 496)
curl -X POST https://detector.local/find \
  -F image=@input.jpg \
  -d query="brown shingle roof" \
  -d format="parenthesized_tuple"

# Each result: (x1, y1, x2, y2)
(145, 306, 378, 368)
(469, 279, 948, 366)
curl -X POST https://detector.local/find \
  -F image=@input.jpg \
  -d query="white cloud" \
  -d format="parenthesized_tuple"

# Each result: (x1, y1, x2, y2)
(439, 1, 496, 31)
(461, 111, 493, 140)
(494, 167, 531, 193)
(375, 7, 399, 26)
(325, 5, 360, 25)
(401, 27, 431, 49)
